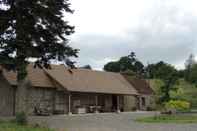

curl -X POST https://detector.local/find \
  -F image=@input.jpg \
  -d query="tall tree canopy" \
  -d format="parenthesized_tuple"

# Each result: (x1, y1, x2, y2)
(80, 65, 92, 70)
(146, 61, 178, 102)
(186, 64, 197, 86)
(145, 61, 167, 79)
(104, 52, 144, 75)
(184, 54, 196, 82)
(0, 0, 78, 81)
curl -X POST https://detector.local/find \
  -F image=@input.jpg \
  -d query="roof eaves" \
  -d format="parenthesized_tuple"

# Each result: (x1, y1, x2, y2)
(43, 69, 69, 91)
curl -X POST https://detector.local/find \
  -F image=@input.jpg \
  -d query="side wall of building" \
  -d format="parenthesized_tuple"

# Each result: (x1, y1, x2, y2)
(25, 87, 68, 115)
(0, 74, 15, 116)
(26, 87, 54, 115)
(123, 95, 138, 111)
(139, 95, 156, 111)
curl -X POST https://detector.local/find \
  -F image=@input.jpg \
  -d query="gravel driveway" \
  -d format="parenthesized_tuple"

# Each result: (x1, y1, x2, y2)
(29, 112, 197, 131)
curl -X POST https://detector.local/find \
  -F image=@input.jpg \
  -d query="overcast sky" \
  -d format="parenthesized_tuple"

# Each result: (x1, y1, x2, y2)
(68, 0, 197, 70)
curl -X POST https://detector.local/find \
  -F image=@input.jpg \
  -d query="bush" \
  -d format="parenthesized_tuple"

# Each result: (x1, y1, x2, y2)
(15, 112, 27, 125)
(165, 100, 190, 113)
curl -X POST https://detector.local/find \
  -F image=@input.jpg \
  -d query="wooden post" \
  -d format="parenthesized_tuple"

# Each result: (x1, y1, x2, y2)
(68, 93, 72, 115)
(95, 95, 99, 113)
(117, 95, 120, 113)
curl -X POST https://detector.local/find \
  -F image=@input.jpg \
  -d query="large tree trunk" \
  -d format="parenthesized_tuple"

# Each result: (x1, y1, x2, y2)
(15, 78, 29, 114)
(15, 57, 29, 114)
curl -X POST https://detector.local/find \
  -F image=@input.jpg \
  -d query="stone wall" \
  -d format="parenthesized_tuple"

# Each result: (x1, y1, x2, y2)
(22, 87, 69, 115)
(139, 95, 156, 111)
(54, 91, 68, 114)
(123, 95, 156, 111)
(26, 87, 55, 115)
(0, 74, 15, 116)
(123, 95, 138, 111)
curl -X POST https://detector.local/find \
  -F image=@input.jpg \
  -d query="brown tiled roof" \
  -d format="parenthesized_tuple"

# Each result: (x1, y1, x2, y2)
(45, 65, 138, 95)
(2, 64, 55, 88)
(2, 64, 138, 95)
(122, 75, 154, 95)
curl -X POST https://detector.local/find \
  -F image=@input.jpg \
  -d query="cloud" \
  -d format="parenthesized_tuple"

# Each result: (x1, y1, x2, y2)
(68, 0, 197, 70)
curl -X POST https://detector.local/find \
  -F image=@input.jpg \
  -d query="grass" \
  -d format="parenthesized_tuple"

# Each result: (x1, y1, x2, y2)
(0, 121, 53, 131)
(136, 114, 197, 123)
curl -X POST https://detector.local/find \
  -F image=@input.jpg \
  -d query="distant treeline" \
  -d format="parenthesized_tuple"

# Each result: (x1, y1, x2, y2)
(103, 52, 197, 103)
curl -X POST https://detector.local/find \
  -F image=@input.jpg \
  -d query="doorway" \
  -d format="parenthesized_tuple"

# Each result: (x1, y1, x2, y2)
(112, 95, 117, 112)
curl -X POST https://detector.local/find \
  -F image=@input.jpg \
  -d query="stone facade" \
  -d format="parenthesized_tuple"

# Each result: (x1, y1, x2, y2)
(138, 95, 156, 111)
(123, 95, 156, 111)
(123, 95, 138, 111)
(14, 86, 125, 115)
(0, 74, 15, 116)
(20, 87, 69, 115)
(0, 74, 154, 116)
(26, 87, 55, 115)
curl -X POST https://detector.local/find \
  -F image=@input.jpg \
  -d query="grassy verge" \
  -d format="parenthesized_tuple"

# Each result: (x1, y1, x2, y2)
(136, 114, 197, 123)
(0, 121, 53, 131)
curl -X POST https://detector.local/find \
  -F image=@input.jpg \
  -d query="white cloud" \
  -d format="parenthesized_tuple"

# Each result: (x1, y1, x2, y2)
(67, 0, 197, 70)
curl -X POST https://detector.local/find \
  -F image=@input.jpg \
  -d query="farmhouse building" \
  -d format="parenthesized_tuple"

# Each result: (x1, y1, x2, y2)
(0, 64, 154, 116)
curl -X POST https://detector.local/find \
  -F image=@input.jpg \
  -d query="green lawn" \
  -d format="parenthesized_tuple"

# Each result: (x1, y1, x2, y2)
(0, 121, 53, 131)
(136, 114, 197, 123)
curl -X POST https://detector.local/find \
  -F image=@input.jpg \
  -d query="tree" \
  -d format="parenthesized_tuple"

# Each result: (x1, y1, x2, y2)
(134, 60, 144, 75)
(185, 54, 196, 81)
(155, 62, 178, 102)
(187, 64, 197, 86)
(81, 65, 92, 70)
(119, 56, 135, 71)
(104, 61, 120, 72)
(145, 61, 178, 102)
(0, 0, 78, 112)
(0, 0, 78, 79)
(104, 52, 144, 75)
(145, 61, 166, 78)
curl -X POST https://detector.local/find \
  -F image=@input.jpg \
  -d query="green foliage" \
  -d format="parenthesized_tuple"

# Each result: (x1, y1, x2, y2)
(187, 64, 197, 86)
(184, 54, 197, 86)
(165, 100, 190, 112)
(151, 79, 197, 109)
(81, 65, 92, 70)
(170, 79, 197, 109)
(147, 62, 178, 102)
(0, 121, 53, 131)
(136, 115, 197, 123)
(184, 54, 196, 81)
(104, 61, 120, 72)
(0, 0, 78, 81)
(15, 112, 27, 125)
(149, 79, 164, 103)
(104, 52, 144, 75)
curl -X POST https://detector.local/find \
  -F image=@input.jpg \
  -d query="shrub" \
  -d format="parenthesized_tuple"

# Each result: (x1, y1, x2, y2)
(165, 100, 190, 113)
(15, 112, 27, 125)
